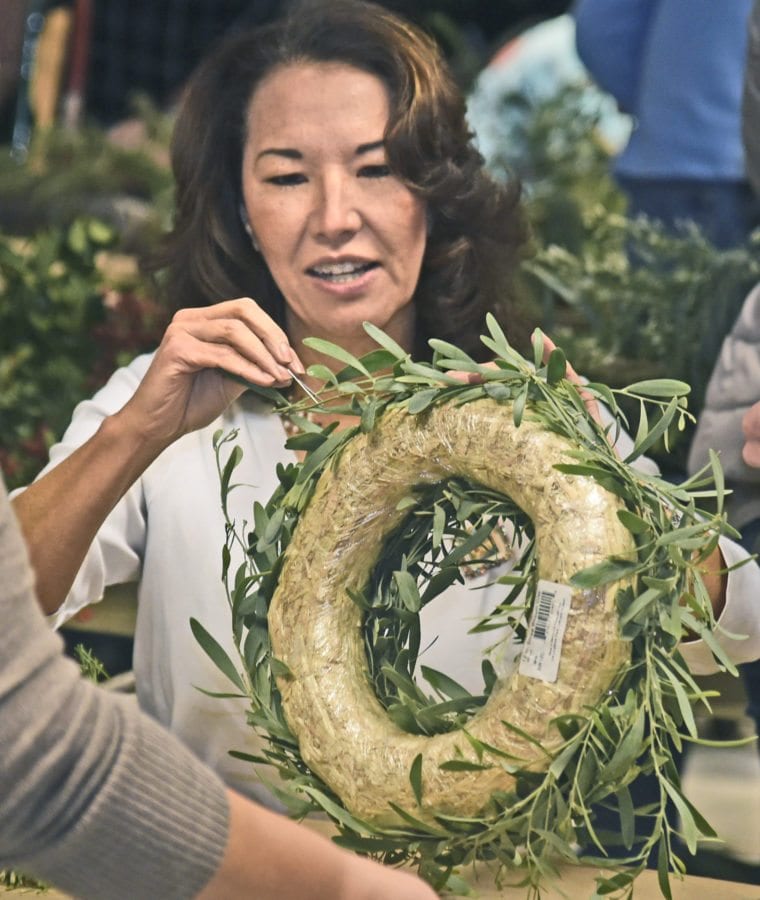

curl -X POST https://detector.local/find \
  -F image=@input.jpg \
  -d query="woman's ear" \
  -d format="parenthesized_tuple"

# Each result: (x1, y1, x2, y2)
(239, 202, 261, 252)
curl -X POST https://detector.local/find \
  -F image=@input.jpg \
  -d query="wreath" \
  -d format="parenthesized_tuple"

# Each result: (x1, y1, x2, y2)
(194, 316, 747, 898)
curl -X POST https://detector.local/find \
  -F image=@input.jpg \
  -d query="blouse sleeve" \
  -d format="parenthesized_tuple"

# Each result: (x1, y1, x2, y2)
(679, 537, 760, 675)
(603, 397, 760, 675)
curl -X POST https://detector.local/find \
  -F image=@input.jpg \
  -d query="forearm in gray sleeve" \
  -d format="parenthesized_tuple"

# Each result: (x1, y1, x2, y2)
(0, 488, 230, 899)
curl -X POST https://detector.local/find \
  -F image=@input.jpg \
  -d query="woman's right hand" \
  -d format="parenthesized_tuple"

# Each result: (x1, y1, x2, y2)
(116, 298, 305, 453)
(12, 298, 305, 615)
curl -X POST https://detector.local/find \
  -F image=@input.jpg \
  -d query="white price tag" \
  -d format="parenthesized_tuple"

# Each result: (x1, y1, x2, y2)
(518, 580, 572, 683)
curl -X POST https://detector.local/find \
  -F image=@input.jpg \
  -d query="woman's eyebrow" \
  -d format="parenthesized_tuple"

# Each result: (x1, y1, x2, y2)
(356, 139, 385, 156)
(255, 147, 302, 162)
(255, 140, 384, 163)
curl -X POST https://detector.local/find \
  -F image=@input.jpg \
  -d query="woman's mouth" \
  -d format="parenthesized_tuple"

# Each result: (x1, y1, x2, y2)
(307, 260, 379, 284)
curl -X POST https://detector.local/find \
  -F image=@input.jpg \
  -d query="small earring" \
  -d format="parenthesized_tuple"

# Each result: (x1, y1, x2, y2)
(239, 202, 260, 252)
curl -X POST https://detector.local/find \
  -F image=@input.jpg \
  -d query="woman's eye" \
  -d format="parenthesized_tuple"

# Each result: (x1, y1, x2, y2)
(358, 164, 391, 179)
(266, 173, 307, 186)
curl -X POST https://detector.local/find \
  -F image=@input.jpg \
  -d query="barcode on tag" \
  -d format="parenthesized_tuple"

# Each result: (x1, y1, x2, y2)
(518, 580, 572, 683)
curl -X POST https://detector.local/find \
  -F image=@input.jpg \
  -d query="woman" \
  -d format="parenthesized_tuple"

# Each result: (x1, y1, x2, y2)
(13, 0, 760, 805)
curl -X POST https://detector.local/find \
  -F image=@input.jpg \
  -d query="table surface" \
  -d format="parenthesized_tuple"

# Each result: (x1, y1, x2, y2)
(7, 822, 759, 900)
(3, 869, 758, 899)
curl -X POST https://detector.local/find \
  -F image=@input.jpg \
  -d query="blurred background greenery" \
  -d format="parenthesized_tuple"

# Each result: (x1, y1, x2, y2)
(1, 7, 758, 489)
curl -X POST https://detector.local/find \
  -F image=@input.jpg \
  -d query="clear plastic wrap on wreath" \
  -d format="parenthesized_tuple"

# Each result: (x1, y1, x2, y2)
(268, 399, 635, 827)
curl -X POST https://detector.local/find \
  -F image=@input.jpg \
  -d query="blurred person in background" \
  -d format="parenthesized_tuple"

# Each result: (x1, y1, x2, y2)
(689, 0, 760, 758)
(573, 0, 760, 249)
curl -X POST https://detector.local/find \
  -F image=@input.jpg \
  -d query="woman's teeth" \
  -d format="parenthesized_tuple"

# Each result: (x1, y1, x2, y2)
(311, 261, 375, 283)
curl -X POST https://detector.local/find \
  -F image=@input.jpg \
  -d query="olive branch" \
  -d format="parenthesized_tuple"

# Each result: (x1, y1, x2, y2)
(193, 315, 753, 898)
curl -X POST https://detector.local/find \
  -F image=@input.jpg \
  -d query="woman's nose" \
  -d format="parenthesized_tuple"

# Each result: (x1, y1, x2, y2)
(311, 174, 362, 243)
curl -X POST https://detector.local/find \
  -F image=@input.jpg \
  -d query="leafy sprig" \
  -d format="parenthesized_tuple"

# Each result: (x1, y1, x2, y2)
(195, 319, 751, 898)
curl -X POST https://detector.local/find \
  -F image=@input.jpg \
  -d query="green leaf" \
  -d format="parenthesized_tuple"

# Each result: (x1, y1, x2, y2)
(547, 741, 578, 780)
(420, 666, 471, 700)
(619, 587, 663, 627)
(363, 320, 409, 359)
(625, 396, 679, 462)
(481, 658, 497, 694)
(296, 428, 354, 483)
(484, 311, 513, 358)
(438, 759, 494, 772)
(393, 569, 421, 612)
(617, 508, 650, 535)
(258, 507, 286, 551)
(189, 617, 246, 693)
(300, 785, 375, 832)
(432, 503, 446, 549)
(270, 656, 293, 678)
(634, 399, 649, 449)
(570, 556, 639, 589)
(420, 565, 462, 603)
(306, 363, 339, 386)
(708, 448, 725, 516)
(546, 347, 567, 386)
(661, 779, 699, 854)
(624, 379, 691, 398)
(657, 834, 673, 900)
(656, 658, 698, 738)
(483, 381, 512, 401)
(220, 444, 243, 501)
(513, 385, 527, 427)
(386, 802, 450, 836)
(407, 389, 439, 415)
(531, 327, 545, 370)
(598, 707, 645, 783)
(595, 868, 639, 895)
(410, 753, 424, 805)
(428, 338, 477, 364)
(302, 336, 370, 375)
(360, 397, 379, 433)
(616, 784, 635, 849)
(336, 348, 399, 380)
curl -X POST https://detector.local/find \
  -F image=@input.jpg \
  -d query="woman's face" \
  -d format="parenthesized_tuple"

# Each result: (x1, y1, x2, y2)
(241, 61, 427, 348)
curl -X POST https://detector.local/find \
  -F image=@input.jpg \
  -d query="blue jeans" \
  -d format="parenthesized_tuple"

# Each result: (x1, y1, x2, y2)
(616, 175, 760, 250)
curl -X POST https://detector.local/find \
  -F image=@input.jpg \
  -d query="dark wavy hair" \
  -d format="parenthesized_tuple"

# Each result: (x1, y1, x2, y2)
(148, 0, 529, 359)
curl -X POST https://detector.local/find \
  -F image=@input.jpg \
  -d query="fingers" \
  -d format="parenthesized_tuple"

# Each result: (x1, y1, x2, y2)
(742, 403, 760, 468)
(171, 298, 305, 385)
(444, 361, 498, 384)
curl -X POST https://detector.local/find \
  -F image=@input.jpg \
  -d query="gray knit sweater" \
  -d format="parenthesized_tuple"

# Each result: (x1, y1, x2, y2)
(0, 478, 229, 898)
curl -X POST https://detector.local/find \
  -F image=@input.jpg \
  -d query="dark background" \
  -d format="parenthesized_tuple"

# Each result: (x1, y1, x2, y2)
(1, 0, 573, 137)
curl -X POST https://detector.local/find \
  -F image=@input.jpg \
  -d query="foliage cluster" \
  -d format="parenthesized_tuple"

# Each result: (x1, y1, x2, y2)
(0, 219, 166, 488)
(497, 83, 760, 469)
(195, 321, 748, 898)
(0, 96, 174, 251)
